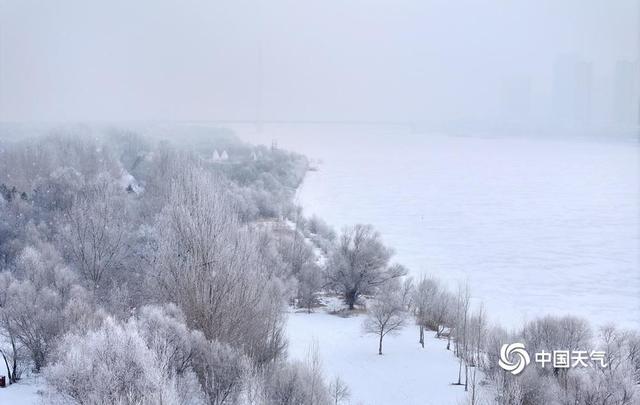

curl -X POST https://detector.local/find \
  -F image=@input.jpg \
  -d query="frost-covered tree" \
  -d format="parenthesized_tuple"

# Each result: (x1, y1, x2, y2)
(307, 215, 336, 242)
(523, 315, 592, 355)
(136, 304, 200, 377)
(453, 282, 471, 388)
(0, 187, 32, 268)
(326, 224, 406, 310)
(522, 315, 592, 390)
(276, 224, 315, 281)
(468, 306, 486, 405)
(0, 244, 93, 373)
(297, 263, 323, 312)
(191, 336, 250, 405)
(412, 276, 454, 347)
(328, 377, 350, 405)
(0, 272, 20, 383)
(260, 360, 331, 405)
(363, 279, 409, 355)
(32, 167, 84, 215)
(153, 168, 287, 363)
(59, 173, 132, 290)
(45, 317, 193, 405)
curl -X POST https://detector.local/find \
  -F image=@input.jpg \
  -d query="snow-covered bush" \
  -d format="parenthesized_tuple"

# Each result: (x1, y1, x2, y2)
(306, 215, 336, 242)
(191, 336, 250, 405)
(260, 360, 331, 405)
(136, 304, 200, 377)
(0, 262, 93, 372)
(45, 317, 198, 405)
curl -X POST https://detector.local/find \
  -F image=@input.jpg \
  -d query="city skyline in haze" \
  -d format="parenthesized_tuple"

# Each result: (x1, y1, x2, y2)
(1, 0, 638, 128)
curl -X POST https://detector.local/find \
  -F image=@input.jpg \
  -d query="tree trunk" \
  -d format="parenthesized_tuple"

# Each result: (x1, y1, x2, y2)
(464, 364, 468, 391)
(0, 350, 12, 384)
(419, 325, 424, 348)
(346, 289, 357, 310)
(378, 332, 383, 355)
(471, 367, 477, 405)
(6, 323, 18, 383)
(10, 342, 17, 382)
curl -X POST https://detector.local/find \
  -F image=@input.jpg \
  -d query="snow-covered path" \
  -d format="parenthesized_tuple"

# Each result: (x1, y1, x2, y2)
(287, 308, 467, 405)
(0, 376, 42, 404)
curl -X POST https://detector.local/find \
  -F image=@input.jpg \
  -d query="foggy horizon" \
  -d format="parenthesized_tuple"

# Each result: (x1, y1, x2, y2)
(1, 0, 639, 128)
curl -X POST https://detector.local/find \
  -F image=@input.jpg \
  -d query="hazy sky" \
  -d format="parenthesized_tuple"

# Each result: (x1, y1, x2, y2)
(1, 0, 638, 123)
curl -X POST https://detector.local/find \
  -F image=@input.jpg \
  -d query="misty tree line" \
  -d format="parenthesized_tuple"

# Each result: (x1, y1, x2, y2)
(0, 129, 637, 405)
(0, 129, 337, 404)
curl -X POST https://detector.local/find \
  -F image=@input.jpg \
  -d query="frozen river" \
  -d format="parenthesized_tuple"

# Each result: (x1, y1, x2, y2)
(241, 125, 640, 330)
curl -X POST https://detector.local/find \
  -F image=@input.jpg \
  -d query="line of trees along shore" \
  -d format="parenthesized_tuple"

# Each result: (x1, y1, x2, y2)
(323, 222, 638, 404)
(0, 127, 637, 405)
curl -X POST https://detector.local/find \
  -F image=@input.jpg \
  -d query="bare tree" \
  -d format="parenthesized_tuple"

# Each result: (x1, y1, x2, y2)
(328, 377, 350, 405)
(363, 279, 409, 355)
(469, 305, 486, 405)
(0, 272, 19, 383)
(453, 282, 471, 388)
(305, 340, 329, 405)
(60, 174, 131, 290)
(326, 224, 406, 310)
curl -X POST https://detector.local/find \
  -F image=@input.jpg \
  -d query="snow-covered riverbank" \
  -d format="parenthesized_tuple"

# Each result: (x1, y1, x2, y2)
(287, 298, 468, 405)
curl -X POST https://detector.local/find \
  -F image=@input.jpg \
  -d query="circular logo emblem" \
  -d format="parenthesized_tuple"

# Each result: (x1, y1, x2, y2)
(499, 343, 530, 375)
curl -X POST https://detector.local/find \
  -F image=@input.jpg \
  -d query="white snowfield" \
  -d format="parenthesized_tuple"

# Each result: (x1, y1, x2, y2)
(287, 302, 468, 405)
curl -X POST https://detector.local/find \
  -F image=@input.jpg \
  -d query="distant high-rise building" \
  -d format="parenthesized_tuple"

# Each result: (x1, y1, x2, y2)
(552, 55, 593, 126)
(613, 60, 638, 125)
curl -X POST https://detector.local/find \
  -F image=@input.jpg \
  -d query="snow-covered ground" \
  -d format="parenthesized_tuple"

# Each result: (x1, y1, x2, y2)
(286, 301, 468, 405)
(0, 376, 43, 404)
(1, 306, 469, 405)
